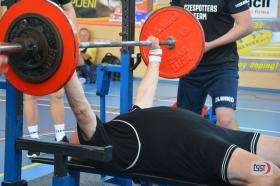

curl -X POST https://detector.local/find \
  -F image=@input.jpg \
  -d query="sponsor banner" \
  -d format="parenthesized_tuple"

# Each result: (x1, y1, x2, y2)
(72, 0, 156, 25)
(239, 60, 280, 72)
(237, 19, 280, 73)
(249, 0, 279, 18)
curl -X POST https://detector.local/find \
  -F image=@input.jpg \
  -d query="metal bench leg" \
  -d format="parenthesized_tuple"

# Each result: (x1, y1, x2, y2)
(69, 170, 80, 186)
(52, 154, 73, 186)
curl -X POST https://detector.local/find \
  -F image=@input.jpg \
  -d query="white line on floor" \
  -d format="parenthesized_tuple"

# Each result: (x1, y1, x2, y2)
(0, 99, 119, 115)
(1, 98, 279, 114)
(240, 127, 280, 134)
(0, 130, 75, 141)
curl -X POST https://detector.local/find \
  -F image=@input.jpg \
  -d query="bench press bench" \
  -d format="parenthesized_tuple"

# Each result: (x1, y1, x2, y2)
(16, 138, 232, 186)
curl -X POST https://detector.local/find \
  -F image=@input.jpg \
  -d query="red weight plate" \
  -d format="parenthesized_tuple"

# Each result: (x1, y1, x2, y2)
(0, 0, 78, 96)
(139, 7, 205, 79)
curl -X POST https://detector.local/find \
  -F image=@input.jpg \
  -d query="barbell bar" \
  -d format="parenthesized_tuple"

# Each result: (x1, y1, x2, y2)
(79, 37, 175, 49)
(0, 43, 23, 55)
(0, 37, 176, 56)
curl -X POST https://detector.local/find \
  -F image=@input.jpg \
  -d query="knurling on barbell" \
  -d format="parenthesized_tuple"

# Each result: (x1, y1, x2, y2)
(0, 0, 204, 96)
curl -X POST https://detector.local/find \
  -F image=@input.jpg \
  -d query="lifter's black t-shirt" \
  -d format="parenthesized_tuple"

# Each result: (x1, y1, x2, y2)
(79, 106, 216, 177)
(171, 0, 250, 68)
(77, 106, 259, 183)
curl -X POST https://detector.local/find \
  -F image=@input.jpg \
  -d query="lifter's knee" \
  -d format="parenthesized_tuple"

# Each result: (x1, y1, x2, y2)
(50, 88, 64, 101)
(268, 172, 280, 186)
(250, 169, 280, 186)
(228, 148, 280, 186)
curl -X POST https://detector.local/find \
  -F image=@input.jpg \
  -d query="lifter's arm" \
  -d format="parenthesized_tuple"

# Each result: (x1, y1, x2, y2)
(134, 36, 161, 108)
(61, 3, 95, 140)
(0, 55, 96, 140)
(61, 2, 77, 27)
(64, 72, 97, 141)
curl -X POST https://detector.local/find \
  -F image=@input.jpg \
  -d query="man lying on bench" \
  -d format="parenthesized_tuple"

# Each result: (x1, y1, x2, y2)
(1, 37, 280, 186)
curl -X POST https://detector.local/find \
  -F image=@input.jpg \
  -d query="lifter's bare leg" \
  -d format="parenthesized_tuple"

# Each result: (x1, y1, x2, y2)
(256, 135, 280, 167)
(227, 148, 280, 186)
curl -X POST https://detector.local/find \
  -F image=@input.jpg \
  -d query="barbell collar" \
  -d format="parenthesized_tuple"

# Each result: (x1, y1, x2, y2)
(0, 43, 23, 55)
(161, 37, 175, 49)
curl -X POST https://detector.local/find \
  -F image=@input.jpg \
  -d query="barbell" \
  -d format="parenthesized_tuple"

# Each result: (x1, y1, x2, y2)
(1, 37, 176, 54)
(79, 37, 176, 49)
(0, 0, 205, 96)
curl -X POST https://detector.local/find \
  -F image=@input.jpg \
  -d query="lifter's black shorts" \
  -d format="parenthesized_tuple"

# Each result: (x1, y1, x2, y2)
(128, 106, 262, 184)
(203, 128, 260, 183)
